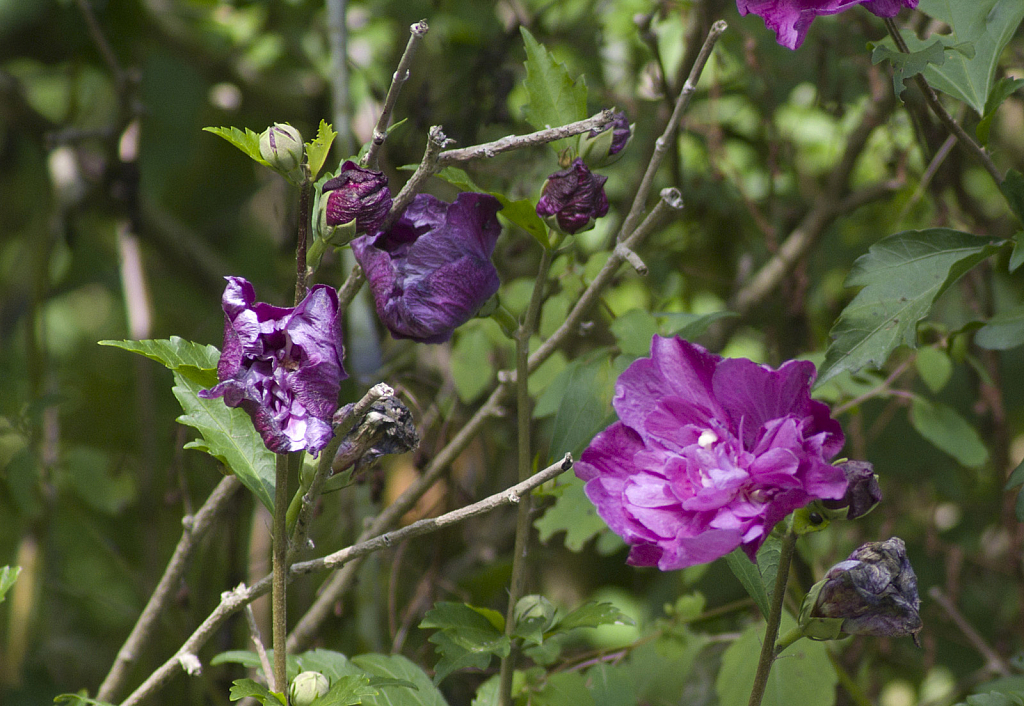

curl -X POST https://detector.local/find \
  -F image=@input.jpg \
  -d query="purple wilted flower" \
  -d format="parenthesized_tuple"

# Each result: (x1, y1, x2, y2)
(737, 0, 919, 50)
(576, 337, 847, 570)
(200, 277, 346, 454)
(352, 192, 503, 343)
(579, 112, 633, 168)
(536, 158, 609, 235)
(800, 537, 922, 640)
(821, 460, 881, 520)
(323, 161, 393, 235)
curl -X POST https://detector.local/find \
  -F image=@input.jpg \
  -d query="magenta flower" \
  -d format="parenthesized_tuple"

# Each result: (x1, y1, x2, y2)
(536, 158, 609, 235)
(200, 277, 346, 454)
(352, 192, 503, 344)
(576, 337, 847, 570)
(737, 0, 919, 50)
(323, 161, 393, 235)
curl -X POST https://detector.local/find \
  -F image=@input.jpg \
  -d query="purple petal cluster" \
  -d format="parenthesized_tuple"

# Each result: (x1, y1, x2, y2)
(323, 161, 393, 235)
(577, 337, 847, 570)
(352, 192, 503, 344)
(200, 277, 346, 454)
(536, 158, 609, 235)
(737, 0, 919, 50)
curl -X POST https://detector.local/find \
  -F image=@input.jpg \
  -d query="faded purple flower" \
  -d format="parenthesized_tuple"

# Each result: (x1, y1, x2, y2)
(352, 192, 503, 343)
(579, 111, 633, 167)
(802, 537, 922, 640)
(536, 158, 609, 235)
(323, 161, 393, 235)
(200, 277, 346, 454)
(737, 0, 919, 50)
(576, 337, 847, 570)
(821, 460, 881, 520)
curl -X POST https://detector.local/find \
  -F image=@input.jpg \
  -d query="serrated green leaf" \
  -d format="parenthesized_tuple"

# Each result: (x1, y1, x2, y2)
(228, 679, 278, 704)
(0, 566, 20, 605)
(306, 120, 338, 180)
(420, 601, 511, 682)
(916, 346, 954, 392)
(99, 337, 220, 387)
(520, 27, 587, 151)
(818, 229, 1003, 386)
(910, 398, 989, 468)
(977, 77, 1024, 145)
(724, 548, 770, 619)
(204, 125, 271, 166)
(557, 601, 635, 632)
(319, 674, 379, 706)
(350, 654, 444, 706)
(173, 371, 276, 511)
(716, 614, 836, 706)
(870, 39, 947, 99)
(914, 0, 1024, 114)
(534, 473, 612, 551)
(421, 602, 506, 634)
(975, 305, 1024, 350)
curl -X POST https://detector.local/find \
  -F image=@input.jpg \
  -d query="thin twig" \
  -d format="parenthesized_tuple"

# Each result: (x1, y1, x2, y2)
(72, 0, 126, 87)
(620, 20, 726, 241)
(385, 125, 453, 230)
(95, 475, 241, 702)
(899, 134, 956, 223)
(929, 587, 1012, 677)
(244, 604, 274, 689)
(832, 358, 913, 416)
(363, 20, 429, 169)
(883, 18, 1003, 185)
(118, 455, 574, 705)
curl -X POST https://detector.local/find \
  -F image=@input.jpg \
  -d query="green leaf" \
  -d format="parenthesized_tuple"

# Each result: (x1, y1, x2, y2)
(755, 534, 782, 608)
(870, 39, 948, 99)
(1009, 233, 1024, 274)
(975, 305, 1024, 350)
(914, 0, 1024, 114)
(53, 696, 117, 706)
(534, 473, 615, 552)
(556, 601, 635, 632)
(0, 566, 20, 605)
(319, 675, 380, 706)
(716, 613, 837, 706)
(173, 371, 277, 511)
(512, 595, 557, 645)
(350, 654, 446, 706)
(99, 337, 220, 387)
(724, 548, 770, 619)
(306, 120, 337, 180)
(519, 27, 587, 150)
(916, 346, 954, 392)
(957, 693, 1024, 706)
(657, 310, 739, 340)
(204, 125, 271, 166)
(530, 671, 595, 706)
(228, 679, 280, 704)
(451, 326, 496, 403)
(1001, 170, 1024, 225)
(818, 229, 1003, 386)
(547, 352, 618, 463)
(610, 309, 659, 358)
(1007, 459, 1024, 522)
(420, 602, 511, 684)
(910, 398, 989, 468)
(977, 77, 1024, 145)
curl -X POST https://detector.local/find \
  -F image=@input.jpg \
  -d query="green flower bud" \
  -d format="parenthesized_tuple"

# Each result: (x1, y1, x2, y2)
(289, 670, 330, 706)
(260, 123, 304, 176)
(578, 111, 632, 168)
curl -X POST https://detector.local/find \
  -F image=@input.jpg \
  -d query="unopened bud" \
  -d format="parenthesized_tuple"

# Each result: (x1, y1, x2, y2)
(322, 161, 392, 235)
(259, 123, 304, 175)
(578, 111, 632, 168)
(290, 670, 329, 706)
(799, 537, 922, 642)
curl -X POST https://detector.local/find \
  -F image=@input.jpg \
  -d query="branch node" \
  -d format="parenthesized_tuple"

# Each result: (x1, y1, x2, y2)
(177, 653, 202, 676)
(560, 453, 574, 471)
(615, 244, 648, 275)
(411, 19, 429, 36)
(507, 490, 521, 504)
(660, 187, 684, 210)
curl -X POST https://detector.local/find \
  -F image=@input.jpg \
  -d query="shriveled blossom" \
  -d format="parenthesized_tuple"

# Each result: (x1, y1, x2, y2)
(352, 192, 503, 343)
(200, 277, 346, 454)
(536, 158, 609, 235)
(576, 336, 847, 570)
(323, 161, 393, 235)
(737, 0, 919, 50)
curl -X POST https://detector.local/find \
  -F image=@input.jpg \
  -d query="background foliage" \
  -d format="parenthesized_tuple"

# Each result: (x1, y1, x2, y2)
(2, 0, 1024, 704)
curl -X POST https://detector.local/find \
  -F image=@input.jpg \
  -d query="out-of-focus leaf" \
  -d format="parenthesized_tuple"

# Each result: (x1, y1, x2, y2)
(530, 671, 595, 706)
(351, 654, 445, 706)
(535, 474, 612, 551)
(916, 346, 954, 392)
(557, 601, 635, 632)
(451, 326, 495, 403)
(716, 614, 836, 706)
(520, 27, 587, 150)
(0, 566, 19, 604)
(914, 0, 1024, 114)
(53, 696, 117, 706)
(658, 310, 739, 340)
(910, 398, 989, 468)
(610, 309, 658, 357)
(1001, 170, 1024, 226)
(1004, 459, 1024, 521)
(306, 119, 337, 179)
(547, 352, 617, 463)
(870, 39, 948, 99)
(431, 166, 548, 247)
(977, 77, 1024, 144)
(203, 125, 270, 166)
(975, 306, 1024, 350)
(99, 337, 220, 387)
(818, 229, 1003, 386)
(956, 693, 1024, 706)
(173, 371, 276, 511)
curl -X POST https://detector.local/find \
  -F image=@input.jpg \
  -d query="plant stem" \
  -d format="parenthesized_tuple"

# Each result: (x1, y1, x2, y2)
(498, 246, 554, 706)
(271, 452, 290, 694)
(747, 526, 798, 706)
(295, 173, 312, 304)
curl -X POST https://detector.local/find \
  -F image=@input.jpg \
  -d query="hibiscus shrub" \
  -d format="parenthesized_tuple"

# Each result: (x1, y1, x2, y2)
(3, 2, 1024, 706)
